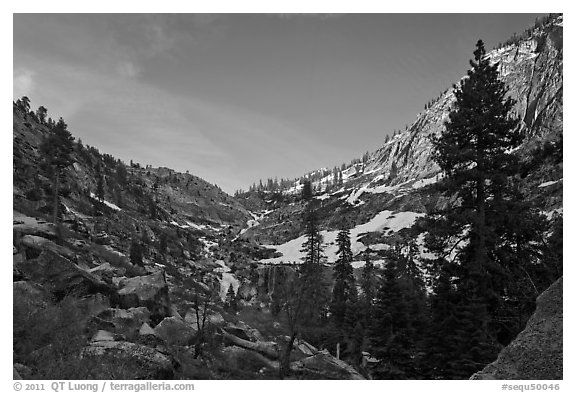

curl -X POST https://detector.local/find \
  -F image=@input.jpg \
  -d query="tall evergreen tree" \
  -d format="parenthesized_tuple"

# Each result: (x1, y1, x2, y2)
(129, 240, 144, 267)
(360, 248, 376, 307)
(420, 261, 461, 378)
(302, 179, 313, 200)
(299, 204, 329, 326)
(370, 257, 411, 379)
(225, 284, 238, 312)
(36, 106, 48, 124)
(432, 39, 521, 272)
(95, 165, 105, 201)
(424, 39, 551, 377)
(330, 226, 357, 326)
(370, 244, 429, 379)
(39, 117, 74, 226)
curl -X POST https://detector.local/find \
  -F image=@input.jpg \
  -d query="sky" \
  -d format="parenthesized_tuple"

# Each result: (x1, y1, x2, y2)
(13, 13, 545, 194)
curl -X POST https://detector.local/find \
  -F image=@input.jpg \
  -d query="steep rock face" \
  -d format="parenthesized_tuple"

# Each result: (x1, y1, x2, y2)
(365, 18, 562, 187)
(471, 277, 563, 380)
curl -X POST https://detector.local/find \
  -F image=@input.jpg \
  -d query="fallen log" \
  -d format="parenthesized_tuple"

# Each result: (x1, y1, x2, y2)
(221, 329, 280, 360)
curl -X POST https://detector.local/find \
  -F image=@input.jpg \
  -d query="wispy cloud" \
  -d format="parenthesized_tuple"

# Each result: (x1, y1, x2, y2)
(13, 68, 35, 98)
(116, 61, 141, 78)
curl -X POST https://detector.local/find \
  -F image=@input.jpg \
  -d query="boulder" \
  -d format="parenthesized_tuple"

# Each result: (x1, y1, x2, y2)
(139, 322, 156, 336)
(116, 272, 171, 322)
(154, 316, 195, 346)
(91, 330, 118, 342)
(224, 321, 266, 343)
(83, 335, 174, 379)
(291, 350, 365, 380)
(17, 250, 114, 298)
(91, 307, 151, 339)
(208, 312, 225, 326)
(77, 294, 111, 319)
(472, 277, 563, 380)
(220, 345, 279, 375)
(294, 339, 318, 356)
(20, 235, 77, 260)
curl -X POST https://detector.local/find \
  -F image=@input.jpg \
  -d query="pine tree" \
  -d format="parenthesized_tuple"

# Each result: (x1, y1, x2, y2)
(425, 39, 532, 377)
(370, 257, 410, 379)
(299, 204, 329, 326)
(421, 261, 461, 378)
(370, 244, 428, 379)
(302, 179, 313, 200)
(39, 117, 74, 226)
(225, 284, 237, 312)
(432, 39, 521, 271)
(360, 248, 377, 319)
(17, 96, 30, 113)
(36, 106, 48, 124)
(95, 165, 105, 201)
(330, 226, 357, 326)
(129, 240, 144, 267)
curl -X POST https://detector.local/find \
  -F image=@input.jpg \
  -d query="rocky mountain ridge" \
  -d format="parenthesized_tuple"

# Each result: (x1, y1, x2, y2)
(236, 16, 563, 265)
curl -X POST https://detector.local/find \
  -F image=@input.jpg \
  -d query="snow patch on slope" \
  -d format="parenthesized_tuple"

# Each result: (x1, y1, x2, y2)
(344, 175, 439, 206)
(538, 179, 562, 188)
(89, 192, 121, 211)
(259, 210, 424, 264)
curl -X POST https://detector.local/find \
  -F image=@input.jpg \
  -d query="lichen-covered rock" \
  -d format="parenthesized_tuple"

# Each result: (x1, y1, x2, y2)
(471, 277, 562, 380)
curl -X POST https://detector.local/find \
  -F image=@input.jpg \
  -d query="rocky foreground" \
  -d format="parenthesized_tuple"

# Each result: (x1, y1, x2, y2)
(13, 211, 364, 379)
(472, 277, 563, 380)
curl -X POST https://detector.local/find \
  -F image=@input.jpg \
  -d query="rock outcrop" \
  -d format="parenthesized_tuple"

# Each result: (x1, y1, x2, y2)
(472, 277, 563, 380)
(291, 350, 365, 380)
(83, 332, 175, 379)
(116, 272, 171, 322)
(20, 234, 77, 260)
(154, 316, 195, 346)
(17, 250, 114, 298)
(91, 307, 151, 339)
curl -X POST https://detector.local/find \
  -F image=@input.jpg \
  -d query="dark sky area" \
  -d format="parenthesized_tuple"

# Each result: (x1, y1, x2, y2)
(13, 13, 544, 193)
